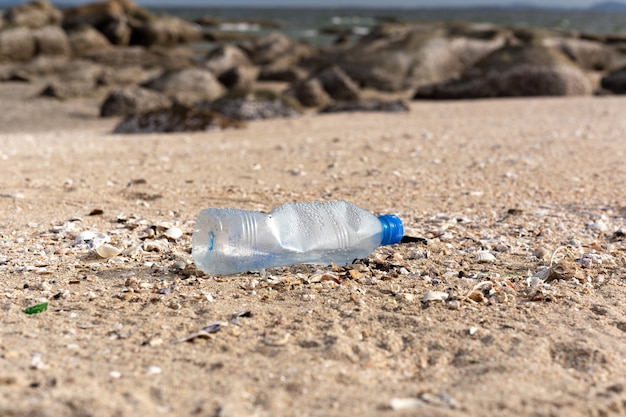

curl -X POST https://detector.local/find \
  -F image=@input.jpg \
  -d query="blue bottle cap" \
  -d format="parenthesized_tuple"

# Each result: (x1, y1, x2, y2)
(378, 214, 404, 246)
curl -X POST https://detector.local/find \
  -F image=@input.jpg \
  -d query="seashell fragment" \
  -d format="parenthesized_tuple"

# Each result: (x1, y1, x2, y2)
(586, 220, 608, 232)
(75, 231, 95, 245)
(390, 397, 423, 411)
(163, 227, 183, 240)
(143, 239, 169, 252)
(476, 250, 496, 263)
(96, 244, 122, 258)
(527, 267, 550, 287)
(422, 290, 449, 303)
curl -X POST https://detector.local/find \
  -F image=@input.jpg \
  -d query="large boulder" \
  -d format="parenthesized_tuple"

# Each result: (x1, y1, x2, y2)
(544, 36, 621, 72)
(218, 65, 259, 91)
(113, 104, 243, 133)
(130, 16, 202, 48)
(142, 68, 226, 105)
(63, 0, 151, 46)
(601, 66, 626, 93)
(3, 0, 63, 29)
(203, 44, 251, 76)
(238, 32, 318, 66)
(100, 85, 171, 117)
(40, 79, 100, 99)
(39, 60, 105, 99)
(32, 25, 71, 56)
(315, 65, 360, 101)
(63, 0, 144, 28)
(288, 65, 360, 107)
(291, 78, 332, 107)
(10, 55, 70, 81)
(258, 64, 307, 82)
(318, 22, 507, 92)
(98, 65, 160, 86)
(84, 46, 194, 70)
(0, 27, 36, 62)
(67, 25, 112, 57)
(0, 63, 17, 81)
(204, 91, 300, 121)
(414, 42, 593, 99)
(99, 15, 132, 46)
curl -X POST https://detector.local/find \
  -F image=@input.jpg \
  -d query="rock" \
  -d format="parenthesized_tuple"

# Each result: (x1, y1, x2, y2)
(112, 104, 244, 134)
(100, 15, 132, 46)
(10, 55, 70, 81)
(142, 68, 226, 105)
(63, 0, 151, 46)
(292, 78, 332, 107)
(0, 27, 36, 62)
(100, 85, 172, 117)
(315, 65, 360, 101)
(238, 32, 291, 65)
(40, 79, 99, 100)
(320, 99, 409, 113)
(203, 44, 251, 76)
(3, 0, 63, 29)
(0, 63, 17, 81)
(319, 22, 507, 92)
(67, 25, 112, 57)
(258, 64, 307, 82)
(414, 43, 593, 99)
(544, 36, 621, 72)
(238, 32, 317, 66)
(204, 91, 300, 121)
(218, 65, 259, 91)
(32, 25, 71, 56)
(601, 66, 626, 93)
(84, 46, 194, 70)
(39, 60, 105, 99)
(288, 65, 360, 107)
(130, 16, 202, 48)
(98, 65, 159, 86)
(64, 0, 126, 28)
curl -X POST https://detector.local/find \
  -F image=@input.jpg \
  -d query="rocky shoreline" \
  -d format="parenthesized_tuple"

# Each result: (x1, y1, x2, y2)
(2, 0, 626, 133)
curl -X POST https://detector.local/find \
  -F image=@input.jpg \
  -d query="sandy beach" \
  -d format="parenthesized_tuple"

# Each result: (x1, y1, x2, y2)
(1, 80, 625, 416)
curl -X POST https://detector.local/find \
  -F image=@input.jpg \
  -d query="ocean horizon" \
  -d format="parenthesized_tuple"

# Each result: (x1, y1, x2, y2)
(146, 6, 626, 46)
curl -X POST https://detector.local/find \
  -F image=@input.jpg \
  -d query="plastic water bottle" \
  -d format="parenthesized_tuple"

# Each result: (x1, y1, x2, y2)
(192, 201, 404, 274)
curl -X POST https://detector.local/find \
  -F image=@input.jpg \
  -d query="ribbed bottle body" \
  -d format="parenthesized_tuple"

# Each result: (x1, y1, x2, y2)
(192, 201, 398, 274)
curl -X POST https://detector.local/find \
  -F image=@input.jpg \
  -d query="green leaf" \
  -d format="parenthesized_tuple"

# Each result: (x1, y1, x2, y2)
(24, 302, 48, 315)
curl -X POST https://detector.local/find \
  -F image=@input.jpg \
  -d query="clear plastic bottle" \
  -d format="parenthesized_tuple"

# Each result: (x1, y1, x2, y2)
(192, 201, 404, 274)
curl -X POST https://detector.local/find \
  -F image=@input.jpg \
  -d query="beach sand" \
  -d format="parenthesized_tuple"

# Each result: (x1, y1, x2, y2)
(1, 81, 625, 416)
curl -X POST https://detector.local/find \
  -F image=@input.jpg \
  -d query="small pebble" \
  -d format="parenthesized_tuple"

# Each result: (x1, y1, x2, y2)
(146, 366, 162, 375)
(96, 244, 122, 259)
(163, 227, 183, 240)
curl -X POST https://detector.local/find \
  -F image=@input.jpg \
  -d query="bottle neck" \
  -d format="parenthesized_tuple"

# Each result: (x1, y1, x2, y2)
(378, 214, 404, 246)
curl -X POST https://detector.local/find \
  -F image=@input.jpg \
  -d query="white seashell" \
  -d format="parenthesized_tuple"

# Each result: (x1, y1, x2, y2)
(390, 397, 422, 411)
(96, 244, 122, 258)
(75, 231, 95, 245)
(421, 290, 449, 302)
(586, 220, 608, 232)
(476, 250, 496, 263)
(143, 239, 169, 252)
(163, 227, 183, 240)
(122, 244, 143, 258)
(91, 233, 111, 249)
(397, 293, 415, 302)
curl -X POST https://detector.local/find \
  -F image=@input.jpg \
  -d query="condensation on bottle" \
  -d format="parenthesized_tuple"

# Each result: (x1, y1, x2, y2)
(192, 201, 404, 275)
